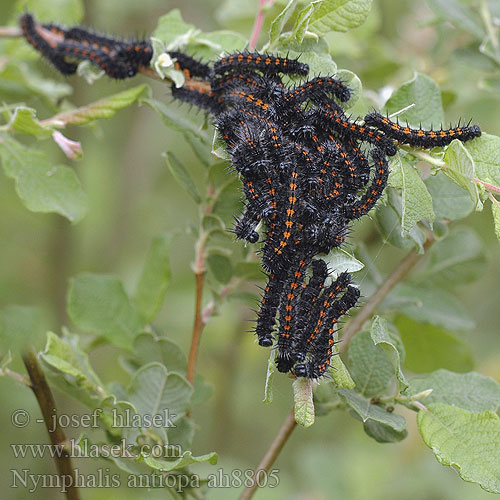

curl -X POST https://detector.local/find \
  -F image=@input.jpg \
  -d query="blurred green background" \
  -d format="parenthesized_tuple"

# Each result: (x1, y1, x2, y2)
(1, 0, 500, 498)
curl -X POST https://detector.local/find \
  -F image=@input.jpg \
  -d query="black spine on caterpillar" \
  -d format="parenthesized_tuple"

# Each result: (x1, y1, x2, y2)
(276, 253, 313, 373)
(294, 284, 360, 379)
(255, 271, 286, 347)
(312, 101, 398, 157)
(364, 112, 481, 149)
(292, 259, 329, 361)
(214, 51, 309, 77)
(296, 271, 352, 361)
(170, 85, 221, 113)
(347, 146, 389, 220)
(283, 76, 352, 108)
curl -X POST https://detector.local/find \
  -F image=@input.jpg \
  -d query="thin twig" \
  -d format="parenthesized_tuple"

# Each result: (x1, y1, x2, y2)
(340, 236, 434, 351)
(187, 272, 205, 385)
(474, 177, 500, 195)
(22, 347, 80, 500)
(238, 407, 297, 500)
(186, 232, 208, 384)
(0, 21, 212, 91)
(0, 26, 22, 37)
(2, 367, 32, 387)
(249, 0, 276, 50)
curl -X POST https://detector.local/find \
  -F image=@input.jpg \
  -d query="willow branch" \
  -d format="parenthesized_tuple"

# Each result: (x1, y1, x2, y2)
(0, 22, 212, 92)
(249, 0, 276, 50)
(339, 236, 434, 351)
(238, 407, 297, 500)
(22, 347, 80, 500)
(187, 235, 207, 385)
(0, 26, 22, 37)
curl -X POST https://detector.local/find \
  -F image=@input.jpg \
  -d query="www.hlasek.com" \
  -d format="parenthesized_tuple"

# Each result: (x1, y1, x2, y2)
(11, 468, 280, 492)
(11, 438, 182, 459)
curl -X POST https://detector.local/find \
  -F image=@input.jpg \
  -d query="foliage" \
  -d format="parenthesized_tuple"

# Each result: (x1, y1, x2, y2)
(1, 0, 500, 498)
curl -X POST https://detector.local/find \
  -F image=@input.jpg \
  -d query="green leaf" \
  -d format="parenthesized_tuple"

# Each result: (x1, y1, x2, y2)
(418, 226, 485, 288)
(363, 419, 408, 443)
(339, 388, 407, 438)
(329, 353, 355, 389)
(234, 261, 265, 281)
(465, 133, 500, 187)
(370, 316, 408, 389)
(293, 378, 315, 427)
(151, 9, 197, 48)
(395, 316, 474, 374)
(426, 0, 485, 39)
(375, 189, 427, 252)
(348, 330, 394, 397)
(308, 0, 373, 36)
(134, 235, 172, 323)
(418, 403, 500, 493)
(0, 62, 72, 104)
(207, 252, 233, 284)
(45, 85, 149, 127)
(425, 171, 474, 221)
(40, 331, 108, 408)
(0, 305, 48, 352)
(276, 36, 338, 75)
(144, 98, 209, 143)
(8, 107, 54, 138)
(0, 136, 88, 223)
(388, 156, 435, 235)
(14, 0, 84, 23)
(491, 196, 500, 242)
(406, 370, 500, 413)
(166, 417, 196, 452)
(384, 73, 444, 129)
(263, 350, 276, 404)
(164, 152, 202, 204)
(187, 31, 247, 60)
(67, 274, 144, 350)
(128, 362, 193, 440)
(144, 450, 218, 472)
(192, 374, 213, 406)
(270, 0, 300, 45)
(131, 332, 187, 375)
(322, 248, 364, 276)
(384, 284, 475, 332)
(202, 214, 226, 235)
(293, 2, 321, 44)
(443, 140, 482, 210)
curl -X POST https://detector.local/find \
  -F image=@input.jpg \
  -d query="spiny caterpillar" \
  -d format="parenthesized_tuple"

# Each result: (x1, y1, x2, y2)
(20, 13, 481, 379)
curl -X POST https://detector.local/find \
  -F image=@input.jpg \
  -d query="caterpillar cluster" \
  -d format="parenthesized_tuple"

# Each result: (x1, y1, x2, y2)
(20, 14, 482, 379)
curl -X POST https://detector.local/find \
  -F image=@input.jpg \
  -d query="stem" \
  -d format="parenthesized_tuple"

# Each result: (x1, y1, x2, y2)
(22, 347, 80, 500)
(401, 147, 446, 167)
(187, 272, 205, 385)
(1, 367, 32, 386)
(0, 26, 22, 37)
(249, 0, 276, 50)
(340, 235, 434, 351)
(475, 178, 500, 195)
(186, 233, 208, 385)
(238, 407, 297, 500)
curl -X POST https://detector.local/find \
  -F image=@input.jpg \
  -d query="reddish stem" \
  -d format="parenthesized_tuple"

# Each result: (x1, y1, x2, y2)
(249, 0, 276, 50)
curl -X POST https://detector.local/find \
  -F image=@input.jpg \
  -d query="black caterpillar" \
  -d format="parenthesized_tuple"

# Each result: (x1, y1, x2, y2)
(20, 13, 482, 379)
